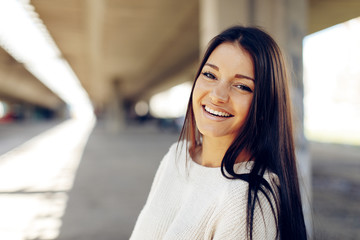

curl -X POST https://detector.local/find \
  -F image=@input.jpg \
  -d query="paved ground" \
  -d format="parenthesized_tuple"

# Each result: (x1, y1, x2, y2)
(0, 120, 62, 156)
(58, 121, 179, 240)
(0, 120, 359, 239)
(310, 142, 360, 240)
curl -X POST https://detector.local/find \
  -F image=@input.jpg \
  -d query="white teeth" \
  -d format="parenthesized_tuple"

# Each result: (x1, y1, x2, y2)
(204, 106, 231, 117)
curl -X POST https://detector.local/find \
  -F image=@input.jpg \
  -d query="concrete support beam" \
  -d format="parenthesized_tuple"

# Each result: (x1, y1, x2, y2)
(104, 79, 125, 133)
(200, 0, 311, 236)
(0, 71, 60, 109)
(0, 50, 63, 110)
(309, 0, 360, 34)
(199, 0, 250, 51)
(85, 0, 125, 131)
(85, 0, 106, 109)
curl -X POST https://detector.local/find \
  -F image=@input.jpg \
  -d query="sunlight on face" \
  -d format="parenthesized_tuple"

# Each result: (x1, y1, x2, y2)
(0, 118, 95, 239)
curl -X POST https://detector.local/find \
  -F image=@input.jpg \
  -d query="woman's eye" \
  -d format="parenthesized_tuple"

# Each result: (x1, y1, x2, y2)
(235, 84, 253, 93)
(202, 72, 216, 80)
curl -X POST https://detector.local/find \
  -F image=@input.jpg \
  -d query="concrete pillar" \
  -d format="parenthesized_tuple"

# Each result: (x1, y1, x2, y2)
(199, 0, 250, 51)
(104, 79, 125, 133)
(85, 0, 126, 132)
(200, 0, 312, 236)
(85, 0, 106, 107)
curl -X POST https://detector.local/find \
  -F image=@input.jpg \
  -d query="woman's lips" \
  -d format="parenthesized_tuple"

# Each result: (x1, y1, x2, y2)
(203, 105, 233, 118)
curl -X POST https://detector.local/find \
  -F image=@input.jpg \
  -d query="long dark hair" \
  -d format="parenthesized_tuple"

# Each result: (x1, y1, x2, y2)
(179, 26, 307, 240)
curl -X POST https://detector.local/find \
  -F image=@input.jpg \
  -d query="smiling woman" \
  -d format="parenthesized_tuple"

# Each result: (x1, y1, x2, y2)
(192, 43, 254, 158)
(130, 26, 308, 240)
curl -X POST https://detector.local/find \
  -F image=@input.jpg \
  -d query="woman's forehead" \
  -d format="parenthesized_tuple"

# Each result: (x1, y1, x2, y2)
(205, 43, 254, 79)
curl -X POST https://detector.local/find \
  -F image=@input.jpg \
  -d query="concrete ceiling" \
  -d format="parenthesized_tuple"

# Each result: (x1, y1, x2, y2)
(0, 47, 63, 109)
(30, 0, 199, 109)
(0, 0, 359, 111)
(308, 0, 360, 34)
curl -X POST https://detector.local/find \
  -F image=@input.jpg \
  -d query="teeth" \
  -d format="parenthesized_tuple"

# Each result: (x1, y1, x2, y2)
(204, 106, 231, 117)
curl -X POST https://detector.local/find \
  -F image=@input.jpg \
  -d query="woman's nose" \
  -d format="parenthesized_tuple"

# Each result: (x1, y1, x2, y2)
(209, 82, 229, 103)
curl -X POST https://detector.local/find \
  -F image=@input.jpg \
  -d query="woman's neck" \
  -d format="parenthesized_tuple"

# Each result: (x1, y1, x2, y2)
(194, 136, 231, 167)
(193, 136, 250, 168)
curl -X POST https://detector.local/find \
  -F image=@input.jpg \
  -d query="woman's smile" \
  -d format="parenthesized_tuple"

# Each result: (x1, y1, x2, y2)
(203, 105, 233, 118)
(192, 42, 254, 141)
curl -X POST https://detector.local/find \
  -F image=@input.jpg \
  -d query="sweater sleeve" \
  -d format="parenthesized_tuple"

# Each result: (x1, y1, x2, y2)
(212, 181, 278, 240)
(130, 143, 176, 240)
(145, 142, 175, 203)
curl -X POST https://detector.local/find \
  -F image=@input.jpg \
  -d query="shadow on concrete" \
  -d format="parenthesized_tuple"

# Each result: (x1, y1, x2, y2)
(310, 142, 360, 240)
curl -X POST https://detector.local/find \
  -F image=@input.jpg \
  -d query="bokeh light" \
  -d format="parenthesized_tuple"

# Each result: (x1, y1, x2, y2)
(149, 82, 192, 118)
(135, 101, 149, 117)
(0, 101, 6, 118)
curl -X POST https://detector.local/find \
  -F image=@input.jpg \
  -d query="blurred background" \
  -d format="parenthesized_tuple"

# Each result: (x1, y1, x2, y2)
(0, 0, 359, 239)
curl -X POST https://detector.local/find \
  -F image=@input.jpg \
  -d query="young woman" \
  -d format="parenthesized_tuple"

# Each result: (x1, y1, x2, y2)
(130, 26, 308, 240)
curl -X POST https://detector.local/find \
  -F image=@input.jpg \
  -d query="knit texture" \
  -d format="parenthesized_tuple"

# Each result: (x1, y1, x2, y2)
(130, 142, 279, 240)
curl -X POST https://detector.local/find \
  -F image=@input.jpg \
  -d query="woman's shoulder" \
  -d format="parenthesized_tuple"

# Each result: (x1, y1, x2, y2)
(224, 162, 279, 200)
(158, 141, 189, 173)
(166, 140, 187, 155)
(165, 140, 188, 162)
(219, 163, 252, 204)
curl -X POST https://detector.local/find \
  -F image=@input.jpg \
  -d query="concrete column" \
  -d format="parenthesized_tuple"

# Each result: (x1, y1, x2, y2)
(199, 0, 250, 51)
(85, 0, 106, 107)
(85, 0, 126, 133)
(104, 79, 125, 133)
(200, 0, 312, 236)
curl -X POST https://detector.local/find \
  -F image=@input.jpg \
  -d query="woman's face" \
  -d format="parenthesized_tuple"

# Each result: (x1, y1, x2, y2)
(192, 42, 255, 142)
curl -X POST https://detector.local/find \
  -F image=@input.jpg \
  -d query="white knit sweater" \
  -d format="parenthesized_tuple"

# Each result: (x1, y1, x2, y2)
(130, 142, 278, 240)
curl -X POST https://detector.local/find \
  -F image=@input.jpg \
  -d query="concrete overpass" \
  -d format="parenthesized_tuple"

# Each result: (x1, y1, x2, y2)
(0, 47, 63, 112)
(0, 0, 359, 117)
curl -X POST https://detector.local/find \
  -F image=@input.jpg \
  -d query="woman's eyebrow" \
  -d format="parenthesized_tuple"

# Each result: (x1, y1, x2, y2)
(205, 63, 254, 81)
(205, 63, 219, 70)
(235, 74, 255, 81)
